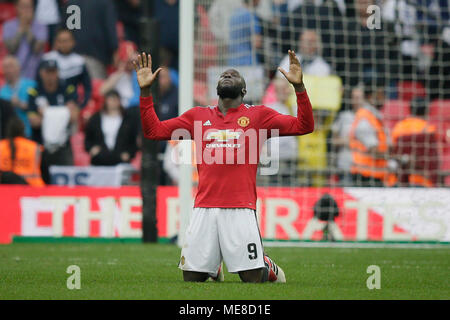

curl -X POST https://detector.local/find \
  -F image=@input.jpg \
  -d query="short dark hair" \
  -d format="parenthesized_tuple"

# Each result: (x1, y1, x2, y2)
(363, 72, 385, 98)
(410, 97, 427, 117)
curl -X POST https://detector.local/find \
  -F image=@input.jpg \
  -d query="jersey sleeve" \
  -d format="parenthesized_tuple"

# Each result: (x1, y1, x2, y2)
(140, 95, 196, 140)
(259, 90, 314, 137)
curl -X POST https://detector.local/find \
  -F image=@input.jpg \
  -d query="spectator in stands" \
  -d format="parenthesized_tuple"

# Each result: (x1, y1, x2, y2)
(344, 0, 398, 89)
(0, 116, 45, 186)
(391, 97, 440, 187)
(114, 0, 142, 47)
(348, 76, 396, 187)
(84, 90, 137, 166)
(277, 29, 332, 77)
(41, 28, 92, 108)
(208, 0, 243, 53)
(228, 0, 263, 66)
(0, 99, 15, 140)
(66, 0, 119, 79)
(100, 43, 139, 109)
(34, 0, 63, 46)
(331, 86, 363, 186)
(27, 59, 78, 183)
(2, 0, 48, 79)
(382, 0, 422, 81)
(288, 0, 345, 74)
(153, 0, 179, 69)
(0, 55, 36, 138)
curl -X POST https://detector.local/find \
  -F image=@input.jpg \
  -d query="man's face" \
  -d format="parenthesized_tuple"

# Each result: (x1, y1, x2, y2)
(55, 31, 75, 54)
(40, 68, 59, 90)
(216, 69, 246, 100)
(351, 88, 364, 111)
(17, 0, 34, 24)
(300, 30, 319, 57)
(2, 57, 20, 83)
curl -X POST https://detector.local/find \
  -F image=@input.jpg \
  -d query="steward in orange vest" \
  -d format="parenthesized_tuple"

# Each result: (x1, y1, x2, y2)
(348, 83, 396, 187)
(391, 98, 439, 187)
(0, 117, 45, 186)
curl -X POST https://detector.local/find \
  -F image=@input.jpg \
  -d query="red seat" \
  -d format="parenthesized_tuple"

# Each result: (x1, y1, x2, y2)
(0, 3, 16, 24)
(382, 100, 411, 131)
(397, 81, 426, 102)
(429, 100, 450, 120)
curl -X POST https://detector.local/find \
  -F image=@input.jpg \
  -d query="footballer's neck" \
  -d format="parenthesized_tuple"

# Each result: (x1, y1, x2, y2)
(218, 97, 242, 115)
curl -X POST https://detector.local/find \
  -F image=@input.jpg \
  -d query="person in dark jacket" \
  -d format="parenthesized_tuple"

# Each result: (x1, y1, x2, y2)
(65, 0, 119, 79)
(84, 90, 137, 166)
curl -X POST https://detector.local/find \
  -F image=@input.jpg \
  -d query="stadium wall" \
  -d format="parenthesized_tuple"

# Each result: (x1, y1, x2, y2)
(0, 185, 449, 245)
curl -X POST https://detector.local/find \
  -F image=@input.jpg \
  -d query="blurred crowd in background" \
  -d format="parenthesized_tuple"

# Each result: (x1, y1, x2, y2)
(0, 0, 449, 188)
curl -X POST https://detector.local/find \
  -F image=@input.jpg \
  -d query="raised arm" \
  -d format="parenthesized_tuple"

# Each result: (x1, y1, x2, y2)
(262, 50, 314, 136)
(134, 52, 194, 140)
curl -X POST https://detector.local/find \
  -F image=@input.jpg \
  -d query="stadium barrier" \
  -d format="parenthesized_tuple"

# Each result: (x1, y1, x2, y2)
(0, 185, 448, 245)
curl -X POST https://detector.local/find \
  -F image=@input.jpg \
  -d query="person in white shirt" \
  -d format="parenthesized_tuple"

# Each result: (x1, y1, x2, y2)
(84, 90, 137, 166)
(277, 29, 332, 77)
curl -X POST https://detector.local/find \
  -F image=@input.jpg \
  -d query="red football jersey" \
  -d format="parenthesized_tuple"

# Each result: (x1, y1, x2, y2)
(140, 91, 314, 210)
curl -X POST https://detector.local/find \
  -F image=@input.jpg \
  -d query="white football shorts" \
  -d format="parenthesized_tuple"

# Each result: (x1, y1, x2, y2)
(178, 207, 265, 275)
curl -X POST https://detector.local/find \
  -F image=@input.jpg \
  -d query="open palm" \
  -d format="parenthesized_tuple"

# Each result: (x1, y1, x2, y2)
(133, 52, 162, 89)
(278, 50, 304, 90)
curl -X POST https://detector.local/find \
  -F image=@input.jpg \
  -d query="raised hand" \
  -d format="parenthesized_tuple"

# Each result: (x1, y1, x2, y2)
(133, 52, 162, 96)
(278, 50, 305, 92)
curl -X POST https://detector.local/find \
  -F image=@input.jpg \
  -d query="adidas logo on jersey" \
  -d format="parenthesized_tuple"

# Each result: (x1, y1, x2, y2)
(203, 120, 212, 126)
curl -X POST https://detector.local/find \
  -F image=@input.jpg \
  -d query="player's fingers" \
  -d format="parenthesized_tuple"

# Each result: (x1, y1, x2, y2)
(278, 67, 289, 79)
(153, 67, 163, 79)
(138, 53, 143, 68)
(142, 52, 147, 67)
(132, 60, 139, 72)
(148, 53, 152, 70)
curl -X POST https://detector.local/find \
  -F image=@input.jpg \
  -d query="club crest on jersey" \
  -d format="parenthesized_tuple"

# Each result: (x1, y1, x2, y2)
(237, 116, 250, 127)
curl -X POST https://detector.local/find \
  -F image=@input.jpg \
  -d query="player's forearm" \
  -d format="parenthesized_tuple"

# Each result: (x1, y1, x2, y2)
(140, 95, 173, 140)
(295, 90, 314, 134)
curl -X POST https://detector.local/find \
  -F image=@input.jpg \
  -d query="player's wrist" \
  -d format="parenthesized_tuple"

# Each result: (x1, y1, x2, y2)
(140, 86, 152, 97)
(293, 83, 305, 93)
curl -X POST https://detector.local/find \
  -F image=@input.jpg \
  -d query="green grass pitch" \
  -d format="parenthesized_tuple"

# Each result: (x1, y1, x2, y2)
(0, 243, 448, 299)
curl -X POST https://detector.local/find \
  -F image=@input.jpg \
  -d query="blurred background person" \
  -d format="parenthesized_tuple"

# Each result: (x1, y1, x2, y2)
(330, 86, 364, 186)
(27, 60, 78, 183)
(277, 29, 332, 77)
(66, 0, 119, 79)
(0, 116, 45, 186)
(391, 97, 440, 187)
(34, 0, 63, 46)
(349, 76, 396, 187)
(41, 28, 92, 108)
(153, 0, 179, 69)
(2, 0, 48, 79)
(114, 0, 142, 47)
(228, 0, 263, 66)
(0, 55, 36, 138)
(100, 42, 139, 109)
(84, 90, 137, 166)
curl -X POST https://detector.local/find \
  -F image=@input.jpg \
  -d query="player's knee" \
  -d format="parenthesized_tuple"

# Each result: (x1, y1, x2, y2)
(183, 271, 209, 282)
(239, 268, 264, 283)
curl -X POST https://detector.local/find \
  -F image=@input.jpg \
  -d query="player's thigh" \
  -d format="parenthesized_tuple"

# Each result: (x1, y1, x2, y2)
(179, 208, 222, 275)
(217, 208, 265, 273)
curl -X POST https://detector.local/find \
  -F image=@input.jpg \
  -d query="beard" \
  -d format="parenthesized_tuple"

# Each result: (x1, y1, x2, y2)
(217, 83, 242, 99)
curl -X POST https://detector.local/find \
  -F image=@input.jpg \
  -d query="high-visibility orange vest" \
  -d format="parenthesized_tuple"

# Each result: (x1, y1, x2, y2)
(392, 117, 437, 187)
(349, 107, 396, 185)
(0, 137, 45, 186)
